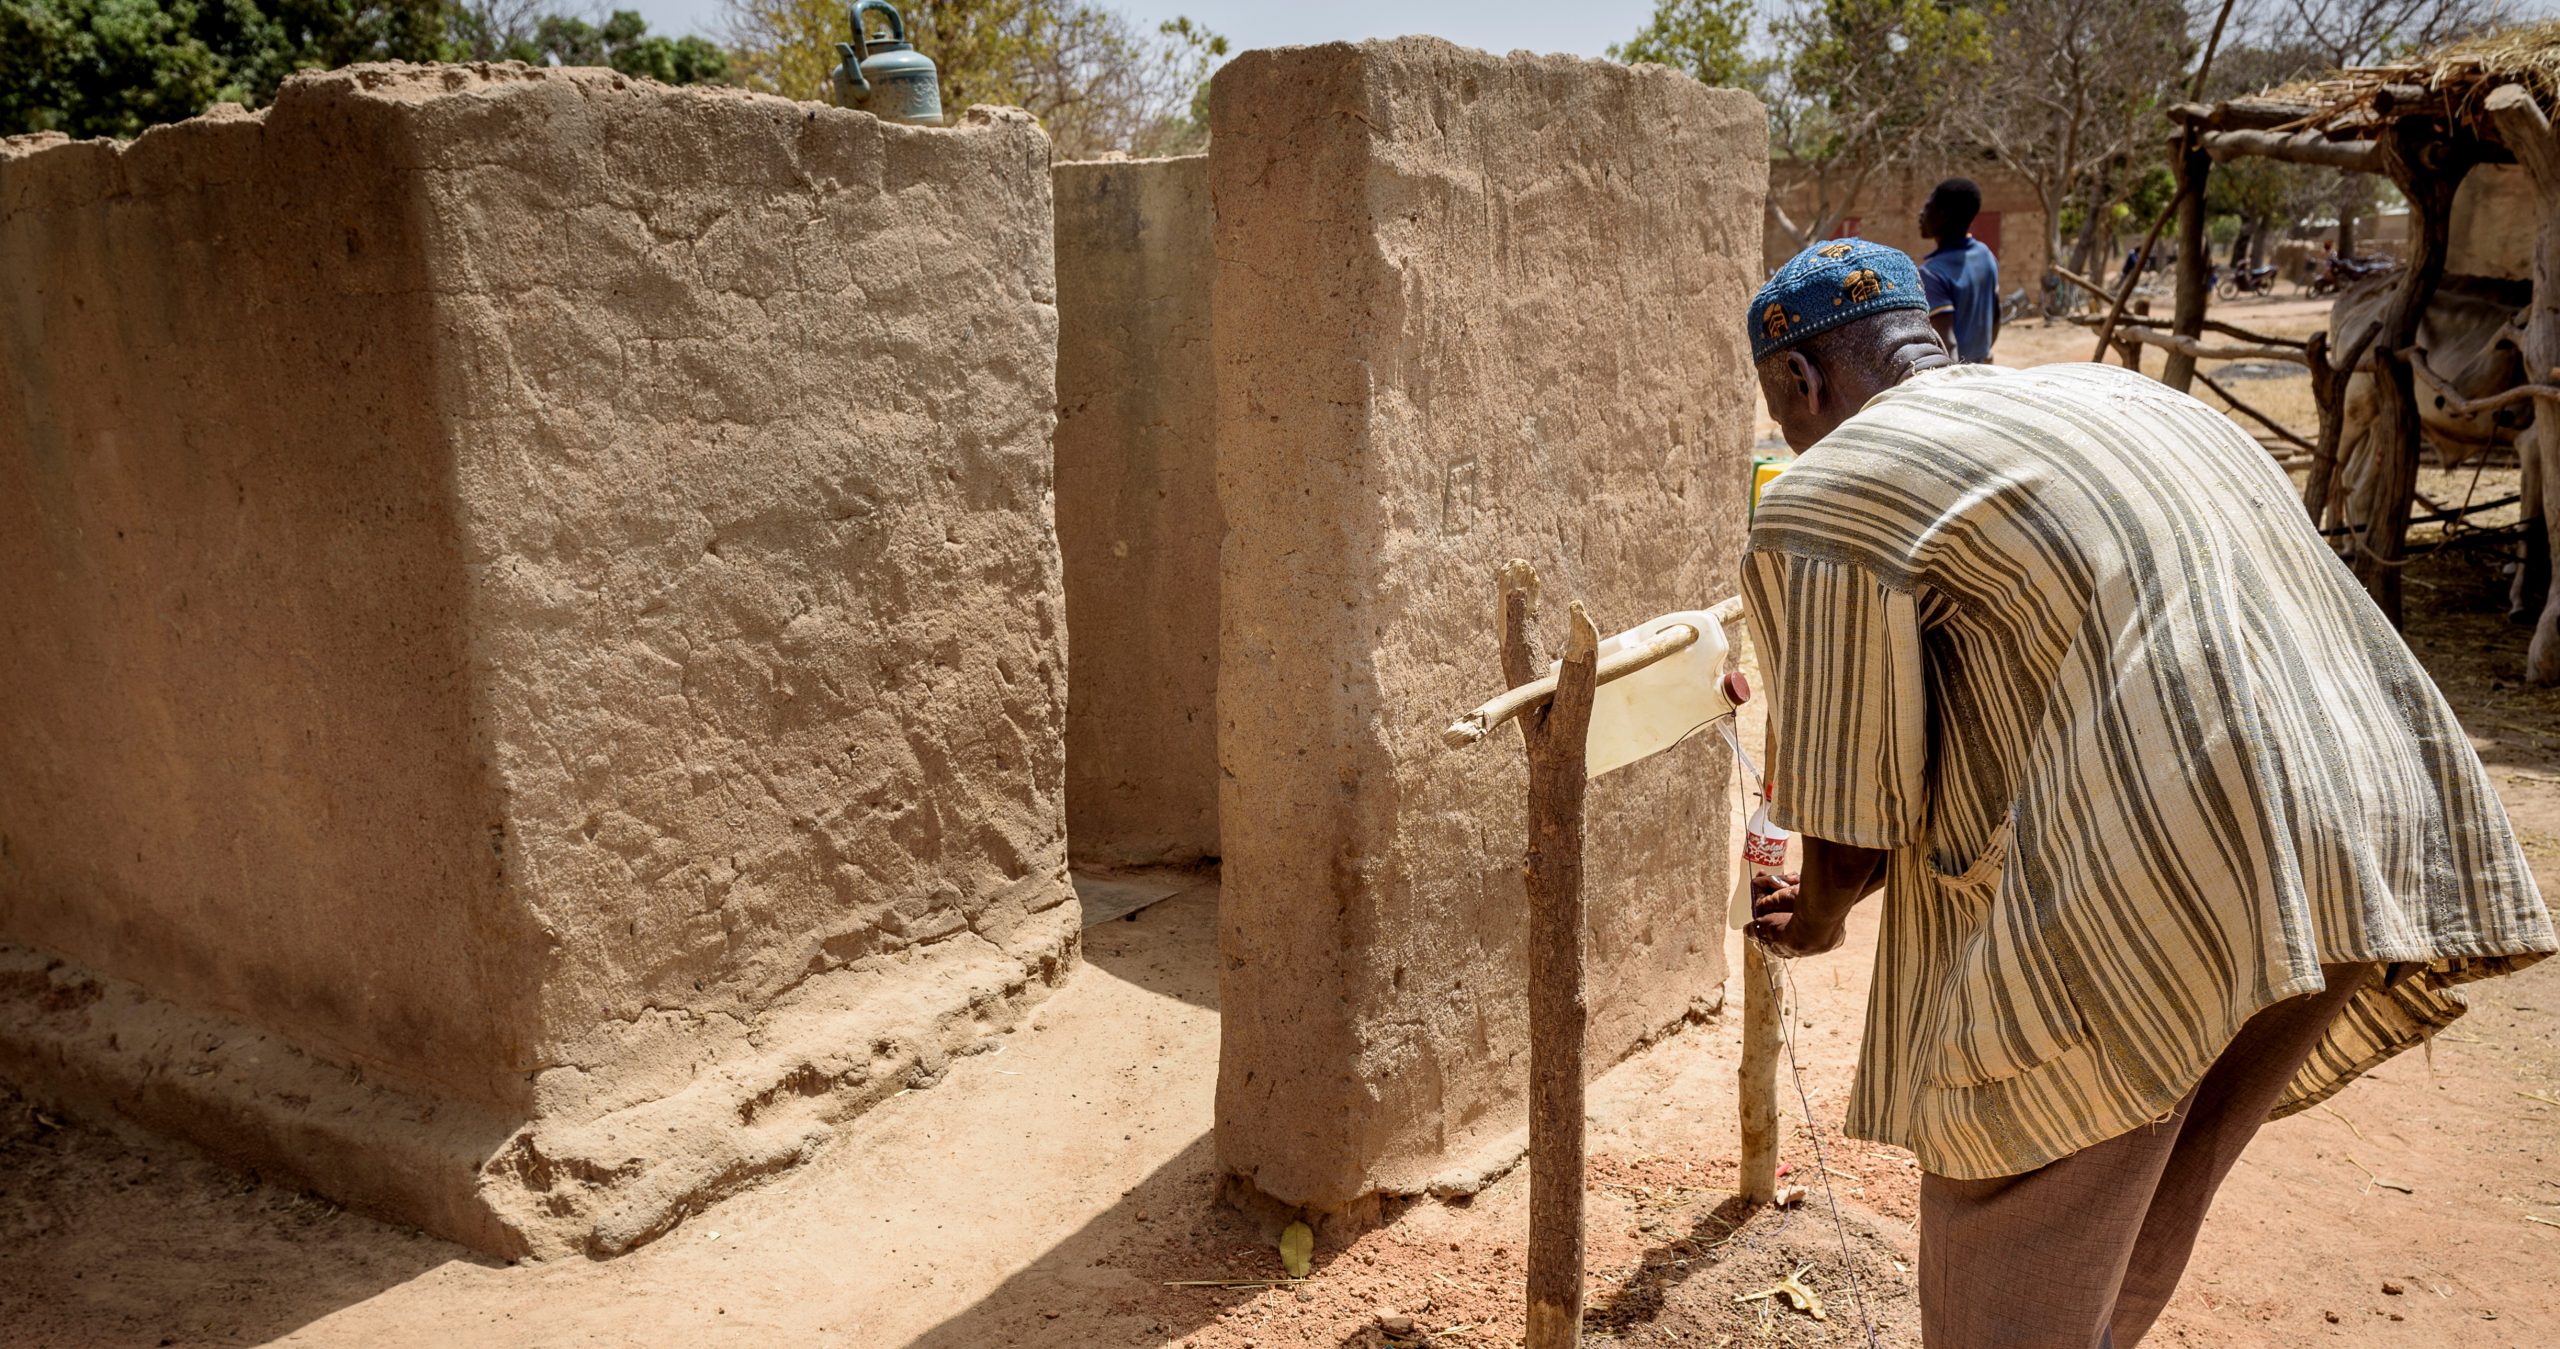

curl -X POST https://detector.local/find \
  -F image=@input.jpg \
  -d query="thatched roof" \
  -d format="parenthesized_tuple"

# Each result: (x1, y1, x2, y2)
(2403, 19, 2560, 96)
(2223, 20, 2560, 141)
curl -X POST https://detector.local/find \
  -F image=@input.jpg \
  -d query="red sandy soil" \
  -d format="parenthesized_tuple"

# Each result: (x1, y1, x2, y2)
(3, 559, 2557, 1344)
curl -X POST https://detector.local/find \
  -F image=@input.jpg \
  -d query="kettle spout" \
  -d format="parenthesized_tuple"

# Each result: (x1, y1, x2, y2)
(831, 42, 870, 105)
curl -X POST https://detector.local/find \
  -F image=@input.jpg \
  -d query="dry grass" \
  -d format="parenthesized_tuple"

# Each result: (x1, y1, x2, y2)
(2254, 18, 2560, 107)
(2413, 18, 2560, 98)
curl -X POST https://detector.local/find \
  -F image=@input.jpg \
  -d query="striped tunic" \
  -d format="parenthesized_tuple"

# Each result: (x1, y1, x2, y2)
(1740, 362, 2554, 1181)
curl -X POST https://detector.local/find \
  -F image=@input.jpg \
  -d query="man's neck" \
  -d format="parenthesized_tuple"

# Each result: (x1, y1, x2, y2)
(1888, 338, 1956, 384)
(1931, 233, 1969, 254)
(1831, 339, 1956, 420)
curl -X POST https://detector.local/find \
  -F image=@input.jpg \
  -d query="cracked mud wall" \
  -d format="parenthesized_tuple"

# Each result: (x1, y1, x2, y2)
(0, 64, 1074, 1257)
(0, 99, 542, 1120)
(1209, 40, 1765, 1218)
(1052, 156, 1220, 867)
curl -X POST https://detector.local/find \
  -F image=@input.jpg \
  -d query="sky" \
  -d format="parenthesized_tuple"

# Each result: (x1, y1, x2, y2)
(619, 0, 1667, 55)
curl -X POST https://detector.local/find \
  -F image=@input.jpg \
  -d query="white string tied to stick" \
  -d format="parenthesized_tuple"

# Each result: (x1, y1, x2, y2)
(1730, 718, 1885, 1347)
(1757, 949, 1886, 1349)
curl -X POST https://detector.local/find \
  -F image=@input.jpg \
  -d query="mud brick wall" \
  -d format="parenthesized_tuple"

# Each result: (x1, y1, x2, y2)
(1052, 156, 1220, 867)
(1209, 39, 1765, 1217)
(0, 64, 1072, 1257)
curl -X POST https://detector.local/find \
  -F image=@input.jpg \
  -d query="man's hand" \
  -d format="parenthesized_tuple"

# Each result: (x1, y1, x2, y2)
(1741, 834, 1887, 959)
(1744, 868, 1848, 957)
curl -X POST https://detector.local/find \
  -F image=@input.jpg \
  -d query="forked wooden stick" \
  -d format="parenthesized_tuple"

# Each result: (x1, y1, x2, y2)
(1495, 560, 1599, 1349)
(1739, 944, 1783, 1205)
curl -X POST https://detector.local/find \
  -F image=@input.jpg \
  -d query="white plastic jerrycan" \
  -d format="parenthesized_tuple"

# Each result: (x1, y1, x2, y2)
(1582, 609, 1744, 780)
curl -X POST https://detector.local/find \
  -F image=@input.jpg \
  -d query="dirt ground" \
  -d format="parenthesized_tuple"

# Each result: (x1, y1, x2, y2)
(6, 315, 2560, 1347)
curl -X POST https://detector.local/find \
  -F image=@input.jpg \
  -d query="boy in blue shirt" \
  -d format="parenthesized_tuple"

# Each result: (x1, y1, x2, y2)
(1917, 178, 1999, 362)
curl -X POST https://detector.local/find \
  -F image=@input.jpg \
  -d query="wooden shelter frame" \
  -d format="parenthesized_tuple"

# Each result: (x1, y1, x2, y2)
(2093, 44, 2560, 628)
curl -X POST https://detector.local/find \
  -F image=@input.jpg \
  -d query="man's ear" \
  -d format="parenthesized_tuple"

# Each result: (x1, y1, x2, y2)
(1784, 350, 1821, 409)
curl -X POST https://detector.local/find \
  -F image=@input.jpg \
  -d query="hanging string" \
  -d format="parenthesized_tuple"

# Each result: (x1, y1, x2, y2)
(1729, 712, 1883, 1344)
(1758, 946, 1885, 1348)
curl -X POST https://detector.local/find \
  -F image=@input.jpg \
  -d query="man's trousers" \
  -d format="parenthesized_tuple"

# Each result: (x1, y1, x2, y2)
(1918, 963, 2375, 1347)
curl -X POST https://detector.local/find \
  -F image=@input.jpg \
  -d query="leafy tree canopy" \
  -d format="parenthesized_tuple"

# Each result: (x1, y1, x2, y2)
(1607, 0, 1763, 89)
(1758, 0, 1992, 245)
(498, 9, 729, 85)
(1, 0, 727, 139)
(2, 0, 447, 137)
(723, 0, 1225, 159)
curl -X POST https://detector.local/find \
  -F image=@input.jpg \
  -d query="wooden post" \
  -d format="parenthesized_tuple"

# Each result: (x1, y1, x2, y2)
(1738, 939, 1782, 1206)
(2301, 322, 2379, 529)
(2161, 136, 2214, 393)
(1724, 626, 1781, 1207)
(2091, 0, 2236, 362)
(2302, 329, 2346, 523)
(1498, 561, 1599, 1349)
(2486, 82, 2560, 683)
(2353, 119, 2472, 623)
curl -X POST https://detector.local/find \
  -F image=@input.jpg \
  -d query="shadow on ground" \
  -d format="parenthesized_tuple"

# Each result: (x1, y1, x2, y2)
(897, 1130, 1247, 1348)
(0, 1085, 493, 1347)
(1077, 866, 1221, 1011)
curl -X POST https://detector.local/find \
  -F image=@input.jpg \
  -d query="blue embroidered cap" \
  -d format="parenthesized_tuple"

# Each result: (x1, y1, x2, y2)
(1748, 238, 1930, 363)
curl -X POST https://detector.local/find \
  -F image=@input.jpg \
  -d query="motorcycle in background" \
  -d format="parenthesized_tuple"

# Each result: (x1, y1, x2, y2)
(2305, 253, 2396, 298)
(2217, 263, 2281, 300)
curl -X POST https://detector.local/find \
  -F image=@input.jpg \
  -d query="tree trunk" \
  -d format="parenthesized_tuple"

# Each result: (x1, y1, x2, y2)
(2163, 137, 2214, 392)
(2352, 121, 2474, 623)
(2336, 173, 2361, 256)
(2302, 328, 2356, 523)
(2041, 179, 2066, 302)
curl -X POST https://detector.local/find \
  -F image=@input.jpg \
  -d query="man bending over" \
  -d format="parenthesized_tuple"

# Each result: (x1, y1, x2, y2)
(1740, 238, 2552, 1347)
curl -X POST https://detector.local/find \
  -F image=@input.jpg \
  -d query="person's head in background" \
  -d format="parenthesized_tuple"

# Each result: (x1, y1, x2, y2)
(1918, 178, 1982, 252)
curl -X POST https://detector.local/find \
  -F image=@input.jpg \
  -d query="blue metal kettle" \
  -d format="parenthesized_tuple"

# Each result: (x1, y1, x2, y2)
(832, 1, 943, 125)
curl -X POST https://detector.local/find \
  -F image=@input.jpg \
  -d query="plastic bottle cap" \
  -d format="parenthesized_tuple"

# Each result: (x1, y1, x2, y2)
(1721, 671, 1752, 705)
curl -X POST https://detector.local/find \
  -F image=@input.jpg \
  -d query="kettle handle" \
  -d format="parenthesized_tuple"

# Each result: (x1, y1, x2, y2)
(849, 0, 906, 59)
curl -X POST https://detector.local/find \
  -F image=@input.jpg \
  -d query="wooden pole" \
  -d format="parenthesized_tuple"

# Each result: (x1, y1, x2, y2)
(2098, 325, 2309, 366)
(2162, 136, 2215, 393)
(2486, 82, 2560, 683)
(1449, 611, 1702, 747)
(1498, 561, 1598, 1349)
(2091, 0, 2238, 360)
(2301, 325, 2378, 525)
(2353, 119, 2472, 622)
(2195, 368, 2315, 451)
(2198, 128, 2388, 173)
(1738, 940, 1782, 1206)
(2088, 192, 2183, 360)
(2065, 307, 2311, 350)
(1719, 620, 1782, 1208)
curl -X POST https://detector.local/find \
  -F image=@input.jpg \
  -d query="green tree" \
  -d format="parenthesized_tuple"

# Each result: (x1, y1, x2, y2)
(1, 0, 449, 138)
(2, 0, 728, 139)
(499, 9, 731, 84)
(1606, 0, 1761, 88)
(726, 0, 1037, 109)
(723, 0, 1224, 157)
(1762, 0, 1992, 247)
(1956, 0, 2192, 282)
